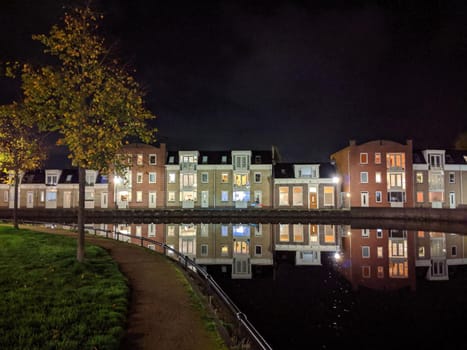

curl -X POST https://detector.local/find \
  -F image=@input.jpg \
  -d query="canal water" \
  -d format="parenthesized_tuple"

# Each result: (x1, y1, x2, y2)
(202, 223, 467, 350)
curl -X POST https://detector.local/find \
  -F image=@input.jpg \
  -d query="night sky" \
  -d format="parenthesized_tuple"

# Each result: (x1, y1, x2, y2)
(1, 0, 467, 163)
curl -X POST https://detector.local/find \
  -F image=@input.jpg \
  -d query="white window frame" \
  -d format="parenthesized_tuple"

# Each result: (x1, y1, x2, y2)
(149, 172, 157, 184)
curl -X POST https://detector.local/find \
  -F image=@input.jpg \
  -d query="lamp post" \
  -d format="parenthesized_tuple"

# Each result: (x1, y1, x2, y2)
(114, 176, 122, 209)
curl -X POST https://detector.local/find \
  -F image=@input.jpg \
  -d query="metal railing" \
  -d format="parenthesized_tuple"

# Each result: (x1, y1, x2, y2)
(14, 220, 273, 350)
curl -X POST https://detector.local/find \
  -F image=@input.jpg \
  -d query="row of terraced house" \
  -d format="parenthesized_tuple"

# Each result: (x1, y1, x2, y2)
(2, 139, 467, 281)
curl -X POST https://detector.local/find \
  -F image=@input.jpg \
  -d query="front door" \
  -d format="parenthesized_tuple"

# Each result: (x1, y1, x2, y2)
(26, 191, 34, 208)
(63, 191, 71, 208)
(149, 192, 157, 208)
(309, 193, 317, 209)
(101, 192, 108, 208)
(449, 192, 456, 209)
(361, 191, 369, 207)
(201, 191, 208, 208)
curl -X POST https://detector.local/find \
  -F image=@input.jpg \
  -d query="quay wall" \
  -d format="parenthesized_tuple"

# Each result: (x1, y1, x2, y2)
(0, 207, 465, 225)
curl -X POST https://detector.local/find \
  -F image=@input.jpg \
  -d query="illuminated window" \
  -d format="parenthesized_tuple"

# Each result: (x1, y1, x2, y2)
(235, 174, 248, 186)
(389, 241, 407, 258)
(221, 225, 228, 237)
(375, 172, 382, 183)
(180, 239, 195, 254)
(292, 187, 303, 206)
(168, 172, 176, 184)
(416, 191, 424, 203)
(389, 261, 408, 278)
(360, 153, 368, 164)
(309, 225, 318, 243)
(46, 191, 57, 201)
(387, 173, 404, 188)
(279, 187, 289, 206)
(221, 191, 229, 202)
(360, 172, 368, 183)
(136, 191, 143, 202)
(417, 231, 425, 238)
(137, 172, 143, 183)
(377, 246, 383, 258)
(137, 154, 143, 165)
(279, 224, 289, 242)
(221, 173, 229, 183)
(234, 240, 249, 254)
(324, 225, 335, 243)
(386, 153, 405, 169)
(149, 172, 157, 183)
(168, 191, 176, 202)
(293, 224, 304, 242)
(416, 172, 423, 184)
(375, 153, 381, 164)
(182, 174, 195, 186)
(221, 245, 229, 256)
(323, 186, 334, 206)
(135, 226, 142, 237)
(167, 225, 175, 236)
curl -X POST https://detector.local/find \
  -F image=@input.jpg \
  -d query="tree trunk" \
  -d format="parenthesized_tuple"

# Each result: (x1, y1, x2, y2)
(13, 169, 19, 230)
(77, 166, 86, 262)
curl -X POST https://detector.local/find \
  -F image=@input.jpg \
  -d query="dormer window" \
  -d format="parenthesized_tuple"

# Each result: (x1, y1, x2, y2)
(46, 172, 58, 185)
(168, 156, 175, 164)
(255, 155, 261, 164)
(65, 174, 72, 183)
(221, 155, 227, 164)
(202, 155, 208, 164)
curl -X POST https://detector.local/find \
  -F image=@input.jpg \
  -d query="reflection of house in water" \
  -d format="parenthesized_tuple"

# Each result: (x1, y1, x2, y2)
(337, 227, 417, 291)
(415, 231, 467, 281)
(165, 223, 273, 279)
(274, 224, 341, 265)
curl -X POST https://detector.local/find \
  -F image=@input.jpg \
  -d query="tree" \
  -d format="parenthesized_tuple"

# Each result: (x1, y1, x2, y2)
(18, 4, 156, 262)
(0, 101, 46, 229)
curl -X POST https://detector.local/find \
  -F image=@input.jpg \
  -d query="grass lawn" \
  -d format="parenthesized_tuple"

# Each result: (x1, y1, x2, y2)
(0, 225, 129, 350)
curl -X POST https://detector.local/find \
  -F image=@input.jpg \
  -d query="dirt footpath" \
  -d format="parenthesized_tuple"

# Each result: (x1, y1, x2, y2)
(28, 226, 226, 350)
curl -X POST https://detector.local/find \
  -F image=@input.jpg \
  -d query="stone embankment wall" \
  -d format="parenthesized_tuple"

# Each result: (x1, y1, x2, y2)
(0, 207, 466, 225)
